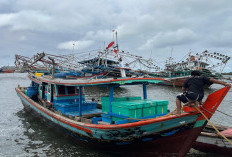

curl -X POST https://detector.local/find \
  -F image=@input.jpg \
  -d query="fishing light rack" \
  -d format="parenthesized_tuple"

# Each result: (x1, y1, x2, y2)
(164, 50, 230, 73)
(15, 49, 162, 74)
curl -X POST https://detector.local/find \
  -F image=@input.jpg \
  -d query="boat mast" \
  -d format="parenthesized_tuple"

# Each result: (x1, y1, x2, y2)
(115, 31, 119, 53)
(48, 57, 55, 79)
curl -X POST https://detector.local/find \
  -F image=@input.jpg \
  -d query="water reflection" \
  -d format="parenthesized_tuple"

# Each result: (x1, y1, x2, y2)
(16, 110, 112, 156)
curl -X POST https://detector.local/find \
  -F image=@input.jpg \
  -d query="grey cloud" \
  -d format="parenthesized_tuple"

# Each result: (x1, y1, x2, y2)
(57, 40, 94, 50)
(0, 11, 52, 31)
(0, 0, 231, 72)
(208, 31, 232, 47)
(139, 28, 197, 50)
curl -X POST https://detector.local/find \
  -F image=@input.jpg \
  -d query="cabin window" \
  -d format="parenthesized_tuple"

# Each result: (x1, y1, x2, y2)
(67, 86, 76, 95)
(58, 85, 66, 95)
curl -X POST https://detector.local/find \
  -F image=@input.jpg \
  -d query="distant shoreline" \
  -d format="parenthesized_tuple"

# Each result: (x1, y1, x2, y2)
(222, 72, 232, 75)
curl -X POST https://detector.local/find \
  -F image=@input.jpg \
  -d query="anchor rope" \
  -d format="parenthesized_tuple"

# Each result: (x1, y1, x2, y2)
(194, 106, 232, 145)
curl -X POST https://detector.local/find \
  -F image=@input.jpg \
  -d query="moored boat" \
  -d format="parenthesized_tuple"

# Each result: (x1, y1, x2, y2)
(193, 124, 232, 156)
(155, 51, 230, 87)
(16, 72, 230, 156)
(0, 69, 15, 73)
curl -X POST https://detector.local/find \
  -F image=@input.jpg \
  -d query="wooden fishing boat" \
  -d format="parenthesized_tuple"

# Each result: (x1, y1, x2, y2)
(15, 72, 230, 156)
(154, 50, 230, 87)
(193, 124, 232, 156)
(158, 76, 190, 87)
(0, 69, 15, 73)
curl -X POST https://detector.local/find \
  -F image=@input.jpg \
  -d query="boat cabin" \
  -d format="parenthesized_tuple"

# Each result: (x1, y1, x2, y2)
(79, 57, 120, 67)
(26, 73, 169, 125)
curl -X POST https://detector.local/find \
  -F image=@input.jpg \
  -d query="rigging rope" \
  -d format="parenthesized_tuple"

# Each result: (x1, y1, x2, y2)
(217, 109, 232, 118)
(194, 106, 232, 145)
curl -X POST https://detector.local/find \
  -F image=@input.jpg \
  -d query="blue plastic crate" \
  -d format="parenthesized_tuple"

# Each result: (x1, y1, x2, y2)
(54, 101, 97, 114)
(82, 104, 88, 111)
(90, 102, 97, 110)
(54, 103, 78, 114)
(84, 102, 97, 110)
(53, 97, 85, 104)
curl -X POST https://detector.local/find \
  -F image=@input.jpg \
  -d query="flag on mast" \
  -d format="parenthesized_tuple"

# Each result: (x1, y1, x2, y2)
(106, 41, 114, 49)
(113, 49, 118, 55)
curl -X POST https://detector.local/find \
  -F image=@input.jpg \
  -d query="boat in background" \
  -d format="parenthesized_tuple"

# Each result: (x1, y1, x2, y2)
(14, 35, 230, 87)
(15, 71, 230, 156)
(154, 50, 230, 87)
(14, 31, 163, 79)
(0, 66, 15, 73)
(1, 69, 15, 73)
(193, 124, 232, 156)
(78, 57, 140, 78)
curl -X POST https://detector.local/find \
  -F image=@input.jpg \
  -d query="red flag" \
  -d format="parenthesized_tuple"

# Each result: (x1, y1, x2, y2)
(106, 41, 114, 49)
(113, 49, 118, 54)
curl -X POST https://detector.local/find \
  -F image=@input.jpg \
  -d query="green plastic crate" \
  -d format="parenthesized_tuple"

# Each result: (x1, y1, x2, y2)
(112, 101, 143, 121)
(141, 99, 157, 117)
(101, 96, 141, 113)
(101, 97, 110, 113)
(101, 97, 127, 113)
(127, 97, 141, 101)
(114, 97, 128, 101)
(155, 100, 168, 114)
(129, 99, 157, 117)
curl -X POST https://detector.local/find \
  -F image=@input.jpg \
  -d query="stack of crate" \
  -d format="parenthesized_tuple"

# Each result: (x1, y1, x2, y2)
(101, 96, 168, 123)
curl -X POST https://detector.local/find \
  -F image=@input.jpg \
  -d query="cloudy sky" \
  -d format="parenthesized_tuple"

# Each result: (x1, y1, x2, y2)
(0, 0, 231, 72)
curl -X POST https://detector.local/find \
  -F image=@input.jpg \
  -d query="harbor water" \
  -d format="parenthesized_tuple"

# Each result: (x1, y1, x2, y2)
(0, 73, 231, 156)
